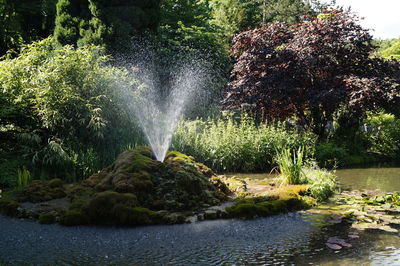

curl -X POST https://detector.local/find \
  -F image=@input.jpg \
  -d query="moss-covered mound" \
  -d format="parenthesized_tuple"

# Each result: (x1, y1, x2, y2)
(0, 147, 230, 226)
(18, 178, 66, 203)
(225, 185, 313, 219)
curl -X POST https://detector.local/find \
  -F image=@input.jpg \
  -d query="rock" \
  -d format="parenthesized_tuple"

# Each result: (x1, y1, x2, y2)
(348, 233, 359, 239)
(219, 210, 229, 218)
(351, 222, 399, 233)
(326, 243, 342, 250)
(204, 210, 218, 220)
(327, 237, 352, 247)
(197, 213, 205, 221)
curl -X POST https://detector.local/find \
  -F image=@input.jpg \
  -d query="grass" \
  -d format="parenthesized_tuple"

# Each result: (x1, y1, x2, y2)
(275, 147, 305, 185)
(17, 166, 31, 188)
(172, 115, 317, 172)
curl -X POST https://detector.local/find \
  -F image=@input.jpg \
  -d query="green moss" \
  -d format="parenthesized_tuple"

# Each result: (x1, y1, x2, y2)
(122, 148, 160, 173)
(66, 185, 95, 200)
(39, 212, 56, 224)
(48, 178, 63, 188)
(0, 147, 232, 227)
(69, 197, 87, 210)
(226, 203, 270, 219)
(165, 151, 195, 163)
(226, 197, 307, 219)
(134, 146, 154, 158)
(165, 212, 187, 224)
(82, 173, 103, 187)
(113, 205, 165, 225)
(113, 172, 153, 194)
(18, 180, 66, 202)
(0, 188, 22, 201)
(0, 200, 19, 216)
(85, 191, 138, 225)
(60, 209, 89, 226)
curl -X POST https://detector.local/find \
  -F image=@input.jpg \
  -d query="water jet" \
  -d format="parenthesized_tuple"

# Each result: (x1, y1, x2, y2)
(131, 64, 203, 162)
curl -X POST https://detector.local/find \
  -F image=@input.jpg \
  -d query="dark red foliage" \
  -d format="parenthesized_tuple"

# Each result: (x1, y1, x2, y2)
(223, 10, 400, 135)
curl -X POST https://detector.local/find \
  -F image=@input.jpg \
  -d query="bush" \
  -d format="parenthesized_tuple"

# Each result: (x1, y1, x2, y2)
(172, 115, 317, 172)
(0, 38, 146, 183)
(304, 167, 336, 202)
(0, 157, 28, 188)
(365, 112, 400, 159)
(315, 142, 349, 168)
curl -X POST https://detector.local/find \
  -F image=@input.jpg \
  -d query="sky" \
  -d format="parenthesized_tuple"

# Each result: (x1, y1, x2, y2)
(321, 0, 400, 39)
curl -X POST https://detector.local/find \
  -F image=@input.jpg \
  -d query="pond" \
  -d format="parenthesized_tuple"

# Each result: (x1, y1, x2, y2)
(1, 167, 400, 265)
(228, 166, 400, 192)
(336, 166, 400, 192)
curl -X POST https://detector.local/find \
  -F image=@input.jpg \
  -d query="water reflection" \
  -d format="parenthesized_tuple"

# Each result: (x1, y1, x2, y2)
(227, 167, 400, 192)
(336, 167, 400, 192)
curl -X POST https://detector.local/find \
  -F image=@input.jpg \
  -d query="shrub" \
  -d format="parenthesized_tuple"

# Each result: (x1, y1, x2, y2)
(315, 142, 349, 168)
(0, 38, 146, 183)
(0, 157, 28, 188)
(365, 111, 400, 158)
(303, 167, 336, 202)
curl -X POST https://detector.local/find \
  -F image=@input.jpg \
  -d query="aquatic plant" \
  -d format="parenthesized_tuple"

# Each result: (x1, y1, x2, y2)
(275, 147, 306, 185)
(16, 167, 31, 188)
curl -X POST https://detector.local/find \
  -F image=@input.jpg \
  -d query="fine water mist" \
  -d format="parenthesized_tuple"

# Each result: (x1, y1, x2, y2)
(130, 63, 206, 162)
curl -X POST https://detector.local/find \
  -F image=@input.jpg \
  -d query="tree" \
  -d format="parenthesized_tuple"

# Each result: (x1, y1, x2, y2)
(0, 0, 57, 55)
(381, 39, 400, 60)
(208, 0, 325, 42)
(260, 0, 312, 25)
(54, 0, 160, 49)
(223, 10, 400, 137)
(160, 0, 211, 28)
(209, 0, 260, 40)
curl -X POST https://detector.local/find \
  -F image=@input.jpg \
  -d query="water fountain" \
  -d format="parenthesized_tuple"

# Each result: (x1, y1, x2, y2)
(131, 64, 203, 162)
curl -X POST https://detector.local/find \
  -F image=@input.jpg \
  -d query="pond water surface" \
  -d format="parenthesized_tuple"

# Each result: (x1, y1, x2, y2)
(1, 167, 400, 265)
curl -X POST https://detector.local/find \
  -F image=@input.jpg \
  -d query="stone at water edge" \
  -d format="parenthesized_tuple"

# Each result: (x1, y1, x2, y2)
(348, 234, 360, 239)
(327, 237, 352, 248)
(326, 243, 342, 250)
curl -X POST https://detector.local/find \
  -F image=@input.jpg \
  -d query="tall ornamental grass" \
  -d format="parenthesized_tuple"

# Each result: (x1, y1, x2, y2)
(275, 147, 305, 185)
(171, 116, 317, 172)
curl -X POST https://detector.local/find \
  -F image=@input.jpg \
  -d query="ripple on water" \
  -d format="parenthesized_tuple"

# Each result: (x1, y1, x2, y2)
(1, 211, 400, 265)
